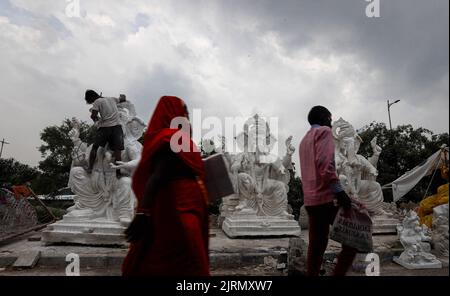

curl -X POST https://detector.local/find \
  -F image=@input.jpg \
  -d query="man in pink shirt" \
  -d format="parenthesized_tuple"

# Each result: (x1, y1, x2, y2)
(299, 106, 356, 276)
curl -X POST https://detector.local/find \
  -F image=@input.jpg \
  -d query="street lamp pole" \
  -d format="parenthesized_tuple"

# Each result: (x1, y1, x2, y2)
(387, 99, 400, 130)
(0, 138, 10, 158)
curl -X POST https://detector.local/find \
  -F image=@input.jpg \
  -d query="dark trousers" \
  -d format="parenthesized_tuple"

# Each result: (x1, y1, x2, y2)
(305, 202, 357, 276)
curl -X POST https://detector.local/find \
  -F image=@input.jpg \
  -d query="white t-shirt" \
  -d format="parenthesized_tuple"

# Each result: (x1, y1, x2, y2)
(91, 97, 121, 127)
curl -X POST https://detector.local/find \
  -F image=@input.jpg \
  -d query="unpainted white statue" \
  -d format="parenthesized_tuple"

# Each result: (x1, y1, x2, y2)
(220, 114, 300, 237)
(227, 114, 294, 217)
(332, 118, 386, 216)
(395, 211, 442, 268)
(432, 203, 449, 257)
(66, 101, 145, 225)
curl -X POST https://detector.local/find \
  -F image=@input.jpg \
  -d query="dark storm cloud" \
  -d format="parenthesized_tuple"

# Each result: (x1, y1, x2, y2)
(208, 0, 449, 106)
(0, 0, 447, 167)
(125, 64, 197, 121)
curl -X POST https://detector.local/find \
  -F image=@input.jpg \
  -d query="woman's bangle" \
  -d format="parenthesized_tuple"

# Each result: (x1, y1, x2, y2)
(135, 212, 151, 217)
(136, 208, 152, 216)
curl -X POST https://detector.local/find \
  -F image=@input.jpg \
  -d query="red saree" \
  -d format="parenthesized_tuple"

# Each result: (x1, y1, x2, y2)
(122, 96, 210, 276)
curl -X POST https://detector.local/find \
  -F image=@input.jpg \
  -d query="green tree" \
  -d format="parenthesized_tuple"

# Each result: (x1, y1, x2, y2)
(35, 119, 95, 194)
(0, 158, 39, 187)
(358, 122, 449, 202)
(287, 167, 303, 220)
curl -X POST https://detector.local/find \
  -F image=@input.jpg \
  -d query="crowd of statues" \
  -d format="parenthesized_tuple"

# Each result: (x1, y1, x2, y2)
(64, 112, 392, 227)
(53, 106, 448, 262)
(63, 110, 299, 239)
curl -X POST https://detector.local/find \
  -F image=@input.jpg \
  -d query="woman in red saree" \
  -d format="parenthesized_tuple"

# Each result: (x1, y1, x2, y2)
(122, 96, 210, 276)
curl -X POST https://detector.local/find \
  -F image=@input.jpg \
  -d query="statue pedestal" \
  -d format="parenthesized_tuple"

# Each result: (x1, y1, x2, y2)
(372, 216, 399, 234)
(393, 256, 442, 269)
(436, 256, 449, 268)
(42, 217, 127, 246)
(218, 194, 240, 227)
(222, 209, 301, 238)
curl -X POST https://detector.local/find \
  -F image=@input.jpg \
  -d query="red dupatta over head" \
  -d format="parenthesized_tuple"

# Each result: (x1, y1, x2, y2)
(132, 96, 204, 203)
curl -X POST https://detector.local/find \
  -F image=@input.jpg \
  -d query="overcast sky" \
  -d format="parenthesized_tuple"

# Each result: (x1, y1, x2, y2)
(0, 0, 448, 170)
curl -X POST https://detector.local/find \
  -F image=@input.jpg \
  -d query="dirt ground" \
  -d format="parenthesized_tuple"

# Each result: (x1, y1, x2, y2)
(0, 228, 448, 277)
(1, 262, 448, 276)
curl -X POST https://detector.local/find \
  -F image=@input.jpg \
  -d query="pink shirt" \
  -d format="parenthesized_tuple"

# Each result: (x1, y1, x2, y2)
(299, 125, 340, 206)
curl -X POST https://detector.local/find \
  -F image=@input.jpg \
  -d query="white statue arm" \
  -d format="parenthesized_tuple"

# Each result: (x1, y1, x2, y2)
(270, 159, 286, 175)
(358, 155, 378, 177)
(368, 137, 382, 168)
(282, 136, 295, 170)
(69, 124, 89, 167)
(69, 126, 81, 144)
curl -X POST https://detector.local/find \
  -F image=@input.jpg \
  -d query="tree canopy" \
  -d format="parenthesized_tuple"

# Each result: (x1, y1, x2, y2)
(358, 122, 449, 202)
(0, 158, 39, 187)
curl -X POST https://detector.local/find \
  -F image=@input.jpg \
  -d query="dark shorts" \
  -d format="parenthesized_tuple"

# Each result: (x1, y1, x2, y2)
(94, 125, 124, 151)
